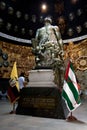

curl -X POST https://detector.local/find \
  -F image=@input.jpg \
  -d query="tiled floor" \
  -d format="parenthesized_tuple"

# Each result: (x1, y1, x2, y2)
(0, 98, 87, 130)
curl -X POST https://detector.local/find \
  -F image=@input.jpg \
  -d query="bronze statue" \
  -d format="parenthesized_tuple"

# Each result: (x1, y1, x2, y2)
(32, 17, 64, 68)
(32, 17, 65, 88)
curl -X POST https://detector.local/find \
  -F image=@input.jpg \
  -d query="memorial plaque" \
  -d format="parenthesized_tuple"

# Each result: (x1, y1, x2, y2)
(16, 87, 65, 119)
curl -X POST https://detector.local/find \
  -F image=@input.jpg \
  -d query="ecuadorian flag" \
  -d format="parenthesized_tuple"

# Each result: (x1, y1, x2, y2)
(7, 62, 20, 104)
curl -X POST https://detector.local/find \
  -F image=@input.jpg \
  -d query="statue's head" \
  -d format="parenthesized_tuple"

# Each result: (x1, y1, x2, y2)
(44, 17, 52, 24)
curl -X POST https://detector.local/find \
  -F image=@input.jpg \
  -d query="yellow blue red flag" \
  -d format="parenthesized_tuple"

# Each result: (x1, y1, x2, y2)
(7, 62, 20, 104)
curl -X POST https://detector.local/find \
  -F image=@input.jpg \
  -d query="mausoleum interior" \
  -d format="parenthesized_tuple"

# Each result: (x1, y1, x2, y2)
(0, 0, 87, 128)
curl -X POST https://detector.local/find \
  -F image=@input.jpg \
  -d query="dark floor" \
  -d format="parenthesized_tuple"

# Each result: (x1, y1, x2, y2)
(0, 97, 87, 130)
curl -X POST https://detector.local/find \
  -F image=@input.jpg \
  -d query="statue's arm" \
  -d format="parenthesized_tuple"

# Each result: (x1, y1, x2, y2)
(55, 26, 64, 51)
(35, 29, 40, 41)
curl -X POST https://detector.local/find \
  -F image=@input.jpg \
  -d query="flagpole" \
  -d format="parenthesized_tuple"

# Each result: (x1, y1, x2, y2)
(67, 112, 77, 121)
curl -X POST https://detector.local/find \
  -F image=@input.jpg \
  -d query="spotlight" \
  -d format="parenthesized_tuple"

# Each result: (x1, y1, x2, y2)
(41, 3, 47, 12)
(71, 0, 78, 4)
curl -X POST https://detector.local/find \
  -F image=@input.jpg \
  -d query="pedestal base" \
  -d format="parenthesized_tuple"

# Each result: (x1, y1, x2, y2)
(27, 69, 57, 87)
(16, 87, 65, 119)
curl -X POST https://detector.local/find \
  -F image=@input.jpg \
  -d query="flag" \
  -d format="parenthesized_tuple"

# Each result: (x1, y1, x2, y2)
(7, 62, 20, 104)
(62, 61, 81, 112)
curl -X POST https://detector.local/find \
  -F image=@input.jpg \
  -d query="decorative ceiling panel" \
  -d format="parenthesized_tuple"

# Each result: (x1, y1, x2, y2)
(0, 0, 87, 43)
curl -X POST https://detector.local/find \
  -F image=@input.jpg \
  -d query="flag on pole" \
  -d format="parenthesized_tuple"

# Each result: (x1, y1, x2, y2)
(62, 61, 81, 112)
(7, 62, 20, 104)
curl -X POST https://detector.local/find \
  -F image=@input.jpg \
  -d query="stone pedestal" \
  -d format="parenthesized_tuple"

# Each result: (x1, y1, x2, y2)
(16, 87, 65, 119)
(27, 69, 57, 87)
(16, 69, 65, 119)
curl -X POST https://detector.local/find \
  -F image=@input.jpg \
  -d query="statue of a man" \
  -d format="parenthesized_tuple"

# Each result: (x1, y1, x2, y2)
(32, 17, 65, 88)
(32, 17, 64, 67)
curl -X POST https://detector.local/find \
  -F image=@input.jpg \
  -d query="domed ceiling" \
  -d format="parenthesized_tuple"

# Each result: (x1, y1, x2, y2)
(0, 0, 87, 44)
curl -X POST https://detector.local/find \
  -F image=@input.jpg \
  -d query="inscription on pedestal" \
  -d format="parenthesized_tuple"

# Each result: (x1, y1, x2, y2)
(20, 97, 56, 109)
(16, 87, 65, 119)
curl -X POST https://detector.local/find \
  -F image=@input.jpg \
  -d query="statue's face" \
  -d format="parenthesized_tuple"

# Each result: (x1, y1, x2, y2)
(44, 17, 52, 24)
